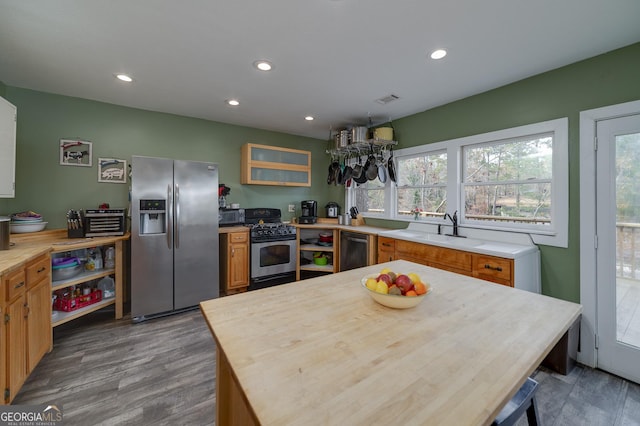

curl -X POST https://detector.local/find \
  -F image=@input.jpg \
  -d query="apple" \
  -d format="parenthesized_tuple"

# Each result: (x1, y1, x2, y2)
(395, 274, 414, 294)
(376, 273, 393, 287)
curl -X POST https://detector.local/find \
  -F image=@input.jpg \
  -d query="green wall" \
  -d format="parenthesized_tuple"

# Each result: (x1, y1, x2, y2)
(1, 88, 339, 228)
(3, 41, 640, 303)
(391, 42, 640, 302)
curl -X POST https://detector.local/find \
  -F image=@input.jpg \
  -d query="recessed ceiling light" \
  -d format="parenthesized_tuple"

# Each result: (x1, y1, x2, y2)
(305, 116, 314, 121)
(253, 60, 273, 71)
(226, 99, 240, 106)
(115, 73, 133, 82)
(430, 49, 447, 60)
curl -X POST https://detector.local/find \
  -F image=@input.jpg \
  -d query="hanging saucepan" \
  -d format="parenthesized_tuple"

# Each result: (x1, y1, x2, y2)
(342, 154, 353, 183)
(327, 157, 340, 185)
(377, 151, 387, 183)
(327, 160, 335, 184)
(352, 155, 364, 179)
(336, 157, 344, 185)
(365, 145, 378, 181)
(387, 146, 397, 183)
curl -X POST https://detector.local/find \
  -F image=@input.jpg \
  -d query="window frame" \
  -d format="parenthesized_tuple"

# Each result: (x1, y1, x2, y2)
(394, 148, 448, 219)
(345, 117, 568, 247)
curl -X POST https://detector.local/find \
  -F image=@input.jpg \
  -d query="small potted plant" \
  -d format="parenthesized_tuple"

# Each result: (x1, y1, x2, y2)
(410, 207, 423, 220)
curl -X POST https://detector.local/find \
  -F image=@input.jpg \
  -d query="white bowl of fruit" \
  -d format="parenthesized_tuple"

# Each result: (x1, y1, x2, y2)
(361, 268, 432, 309)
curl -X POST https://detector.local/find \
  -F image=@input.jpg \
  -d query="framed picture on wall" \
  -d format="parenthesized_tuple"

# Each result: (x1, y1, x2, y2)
(98, 158, 127, 184)
(59, 139, 92, 166)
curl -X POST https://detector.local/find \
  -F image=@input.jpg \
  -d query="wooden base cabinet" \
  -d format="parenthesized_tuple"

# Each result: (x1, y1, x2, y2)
(220, 231, 249, 295)
(5, 270, 27, 404)
(377, 236, 396, 263)
(378, 238, 522, 288)
(2, 253, 52, 404)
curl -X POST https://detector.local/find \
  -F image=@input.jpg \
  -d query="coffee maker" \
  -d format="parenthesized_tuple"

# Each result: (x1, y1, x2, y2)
(299, 200, 317, 224)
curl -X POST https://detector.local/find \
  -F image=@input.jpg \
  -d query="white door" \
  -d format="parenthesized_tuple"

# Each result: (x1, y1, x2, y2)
(596, 113, 640, 383)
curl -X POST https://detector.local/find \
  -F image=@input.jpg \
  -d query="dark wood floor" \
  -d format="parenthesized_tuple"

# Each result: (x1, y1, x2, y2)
(13, 307, 640, 425)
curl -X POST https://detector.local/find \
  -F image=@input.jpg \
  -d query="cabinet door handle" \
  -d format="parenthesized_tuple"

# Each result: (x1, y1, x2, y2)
(231, 248, 235, 257)
(37, 266, 46, 273)
(24, 303, 30, 318)
(484, 264, 503, 272)
(382, 242, 392, 247)
(14, 281, 25, 290)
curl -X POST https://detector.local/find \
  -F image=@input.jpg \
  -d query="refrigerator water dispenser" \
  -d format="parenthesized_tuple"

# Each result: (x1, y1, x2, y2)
(140, 199, 166, 235)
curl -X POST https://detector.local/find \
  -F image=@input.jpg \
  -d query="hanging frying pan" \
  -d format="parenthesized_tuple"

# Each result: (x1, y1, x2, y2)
(365, 145, 378, 181)
(354, 155, 369, 184)
(377, 152, 387, 183)
(342, 154, 353, 183)
(352, 155, 364, 179)
(387, 146, 397, 183)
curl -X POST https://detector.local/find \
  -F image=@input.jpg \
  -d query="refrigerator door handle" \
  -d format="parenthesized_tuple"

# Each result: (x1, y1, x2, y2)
(175, 183, 180, 249)
(167, 183, 173, 249)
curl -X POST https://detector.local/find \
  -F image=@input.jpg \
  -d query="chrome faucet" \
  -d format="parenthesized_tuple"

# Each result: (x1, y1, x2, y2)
(443, 210, 459, 237)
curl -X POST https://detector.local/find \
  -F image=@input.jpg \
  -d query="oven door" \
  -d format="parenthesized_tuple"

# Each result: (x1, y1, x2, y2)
(251, 239, 297, 280)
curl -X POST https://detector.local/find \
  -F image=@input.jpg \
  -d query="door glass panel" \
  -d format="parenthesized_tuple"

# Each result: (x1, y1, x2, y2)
(615, 131, 640, 348)
(251, 147, 309, 166)
(251, 168, 309, 183)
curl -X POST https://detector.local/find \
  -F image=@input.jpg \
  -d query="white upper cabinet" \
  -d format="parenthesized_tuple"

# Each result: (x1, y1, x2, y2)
(0, 96, 16, 198)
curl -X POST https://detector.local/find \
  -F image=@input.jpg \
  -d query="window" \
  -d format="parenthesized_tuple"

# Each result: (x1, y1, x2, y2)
(351, 178, 385, 216)
(462, 133, 553, 227)
(396, 151, 447, 219)
(345, 117, 568, 247)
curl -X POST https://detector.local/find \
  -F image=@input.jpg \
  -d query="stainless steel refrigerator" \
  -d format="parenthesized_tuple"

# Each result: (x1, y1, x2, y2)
(131, 156, 219, 322)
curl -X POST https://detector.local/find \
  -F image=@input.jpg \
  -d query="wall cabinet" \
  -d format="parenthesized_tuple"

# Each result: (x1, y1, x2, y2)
(220, 230, 250, 295)
(2, 253, 52, 404)
(0, 96, 16, 198)
(241, 143, 311, 187)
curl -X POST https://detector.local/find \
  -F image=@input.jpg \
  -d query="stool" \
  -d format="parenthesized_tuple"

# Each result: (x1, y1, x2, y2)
(492, 377, 540, 426)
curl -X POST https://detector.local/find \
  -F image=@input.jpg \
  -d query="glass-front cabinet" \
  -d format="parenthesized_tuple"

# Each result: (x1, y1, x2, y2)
(241, 143, 311, 187)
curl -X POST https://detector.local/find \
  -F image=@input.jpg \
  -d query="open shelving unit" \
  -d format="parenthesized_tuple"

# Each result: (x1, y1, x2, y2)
(51, 297, 116, 327)
(296, 226, 339, 280)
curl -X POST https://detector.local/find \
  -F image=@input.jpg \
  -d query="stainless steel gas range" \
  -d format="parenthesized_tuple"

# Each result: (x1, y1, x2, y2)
(244, 208, 297, 290)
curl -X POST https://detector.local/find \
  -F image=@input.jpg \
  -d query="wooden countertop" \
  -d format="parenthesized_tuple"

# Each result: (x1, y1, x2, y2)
(293, 222, 386, 236)
(201, 259, 582, 425)
(218, 225, 250, 234)
(0, 229, 130, 275)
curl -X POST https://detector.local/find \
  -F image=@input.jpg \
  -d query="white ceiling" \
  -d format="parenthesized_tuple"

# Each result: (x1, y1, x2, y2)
(1, 0, 639, 140)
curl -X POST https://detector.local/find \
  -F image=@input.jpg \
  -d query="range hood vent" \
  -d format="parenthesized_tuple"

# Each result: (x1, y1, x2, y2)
(375, 94, 400, 105)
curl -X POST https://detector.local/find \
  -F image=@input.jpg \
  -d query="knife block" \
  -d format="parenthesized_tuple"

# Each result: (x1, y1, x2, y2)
(67, 226, 85, 238)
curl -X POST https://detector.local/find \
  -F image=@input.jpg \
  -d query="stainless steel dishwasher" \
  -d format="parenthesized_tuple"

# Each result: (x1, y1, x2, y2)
(339, 231, 370, 271)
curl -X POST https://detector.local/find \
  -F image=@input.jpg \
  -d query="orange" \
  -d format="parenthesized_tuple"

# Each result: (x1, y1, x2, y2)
(414, 282, 427, 295)
(405, 290, 418, 297)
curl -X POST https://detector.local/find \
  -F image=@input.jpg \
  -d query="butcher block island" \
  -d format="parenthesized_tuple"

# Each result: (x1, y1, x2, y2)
(200, 260, 581, 425)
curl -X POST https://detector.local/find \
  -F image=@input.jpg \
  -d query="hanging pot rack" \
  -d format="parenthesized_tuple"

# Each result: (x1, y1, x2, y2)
(325, 138, 397, 159)
(325, 115, 397, 159)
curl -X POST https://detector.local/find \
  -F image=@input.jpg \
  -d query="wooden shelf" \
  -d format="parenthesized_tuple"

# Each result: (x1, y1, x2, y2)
(300, 264, 334, 273)
(51, 268, 115, 291)
(299, 244, 334, 252)
(52, 297, 115, 327)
